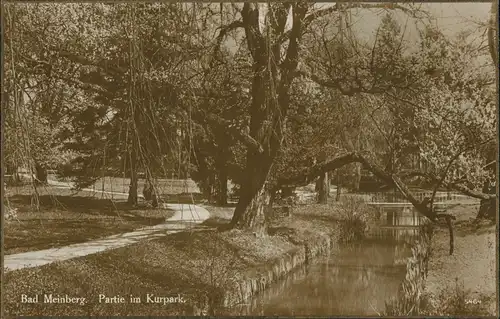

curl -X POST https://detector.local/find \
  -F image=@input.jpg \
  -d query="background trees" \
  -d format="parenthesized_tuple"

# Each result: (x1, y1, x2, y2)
(3, 2, 496, 227)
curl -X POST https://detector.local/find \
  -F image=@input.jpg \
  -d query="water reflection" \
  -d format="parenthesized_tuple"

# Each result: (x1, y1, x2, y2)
(229, 230, 418, 316)
(224, 202, 426, 316)
(369, 204, 423, 240)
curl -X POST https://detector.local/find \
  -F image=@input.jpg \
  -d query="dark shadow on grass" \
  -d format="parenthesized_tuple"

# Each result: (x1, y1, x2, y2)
(4, 218, 171, 254)
(8, 194, 171, 221)
(5, 192, 179, 254)
(201, 217, 231, 229)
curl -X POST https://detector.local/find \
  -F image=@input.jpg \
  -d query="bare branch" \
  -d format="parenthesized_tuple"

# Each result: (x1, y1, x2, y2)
(276, 152, 362, 188)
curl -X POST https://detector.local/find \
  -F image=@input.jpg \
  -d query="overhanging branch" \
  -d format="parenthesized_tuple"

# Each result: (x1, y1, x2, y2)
(275, 151, 495, 222)
(274, 152, 436, 220)
(402, 170, 496, 200)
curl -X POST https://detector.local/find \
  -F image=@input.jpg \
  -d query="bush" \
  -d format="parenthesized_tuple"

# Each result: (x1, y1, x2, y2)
(337, 196, 372, 243)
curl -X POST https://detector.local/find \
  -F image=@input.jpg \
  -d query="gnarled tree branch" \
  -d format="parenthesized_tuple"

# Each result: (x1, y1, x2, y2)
(402, 170, 496, 201)
(192, 111, 264, 154)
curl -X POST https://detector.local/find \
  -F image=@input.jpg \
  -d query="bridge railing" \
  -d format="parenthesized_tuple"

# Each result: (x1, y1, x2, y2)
(355, 191, 470, 203)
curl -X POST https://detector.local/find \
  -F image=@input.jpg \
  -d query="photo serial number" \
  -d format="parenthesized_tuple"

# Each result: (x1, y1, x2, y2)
(465, 299, 482, 305)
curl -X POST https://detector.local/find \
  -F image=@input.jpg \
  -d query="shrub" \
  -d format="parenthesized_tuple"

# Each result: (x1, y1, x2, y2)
(337, 196, 372, 243)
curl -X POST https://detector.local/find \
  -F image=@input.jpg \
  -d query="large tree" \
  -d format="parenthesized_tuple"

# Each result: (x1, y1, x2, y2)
(209, 3, 433, 233)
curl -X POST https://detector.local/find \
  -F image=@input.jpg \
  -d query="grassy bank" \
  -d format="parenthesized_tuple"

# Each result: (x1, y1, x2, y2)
(384, 203, 496, 316)
(3, 201, 357, 317)
(424, 203, 496, 316)
(4, 186, 174, 254)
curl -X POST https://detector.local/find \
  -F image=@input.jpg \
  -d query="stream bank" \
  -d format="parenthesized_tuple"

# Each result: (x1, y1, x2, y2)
(423, 203, 496, 316)
(385, 202, 496, 317)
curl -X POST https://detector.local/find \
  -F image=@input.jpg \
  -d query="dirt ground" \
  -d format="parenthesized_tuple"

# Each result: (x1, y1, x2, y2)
(424, 203, 497, 316)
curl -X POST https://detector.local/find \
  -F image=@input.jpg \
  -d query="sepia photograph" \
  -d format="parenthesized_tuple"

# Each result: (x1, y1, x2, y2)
(1, 1, 498, 318)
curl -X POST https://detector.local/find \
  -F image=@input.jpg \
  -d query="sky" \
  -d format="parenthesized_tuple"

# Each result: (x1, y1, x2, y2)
(305, 2, 492, 45)
(225, 2, 492, 49)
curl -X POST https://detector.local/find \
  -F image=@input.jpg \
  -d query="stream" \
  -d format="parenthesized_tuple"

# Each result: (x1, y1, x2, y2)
(229, 205, 423, 316)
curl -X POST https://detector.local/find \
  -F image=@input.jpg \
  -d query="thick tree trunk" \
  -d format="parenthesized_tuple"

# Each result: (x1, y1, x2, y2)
(316, 171, 329, 204)
(230, 154, 273, 234)
(199, 175, 214, 203)
(477, 198, 496, 220)
(143, 170, 158, 207)
(215, 149, 229, 206)
(230, 2, 307, 234)
(231, 180, 271, 235)
(128, 173, 138, 205)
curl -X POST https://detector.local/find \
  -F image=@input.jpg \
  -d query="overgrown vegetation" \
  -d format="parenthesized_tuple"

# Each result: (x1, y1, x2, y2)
(383, 221, 494, 317)
(426, 278, 494, 316)
(337, 197, 374, 243)
(383, 222, 433, 315)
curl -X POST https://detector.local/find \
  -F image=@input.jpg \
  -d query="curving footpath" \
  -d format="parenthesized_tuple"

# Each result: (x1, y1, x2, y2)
(4, 179, 210, 273)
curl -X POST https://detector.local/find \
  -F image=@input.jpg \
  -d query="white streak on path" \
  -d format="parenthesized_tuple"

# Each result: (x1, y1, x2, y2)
(4, 180, 210, 272)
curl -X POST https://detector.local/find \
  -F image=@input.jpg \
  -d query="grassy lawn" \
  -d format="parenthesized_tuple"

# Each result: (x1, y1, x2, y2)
(4, 186, 175, 255)
(50, 175, 200, 194)
(3, 202, 344, 317)
(46, 175, 205, 204)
